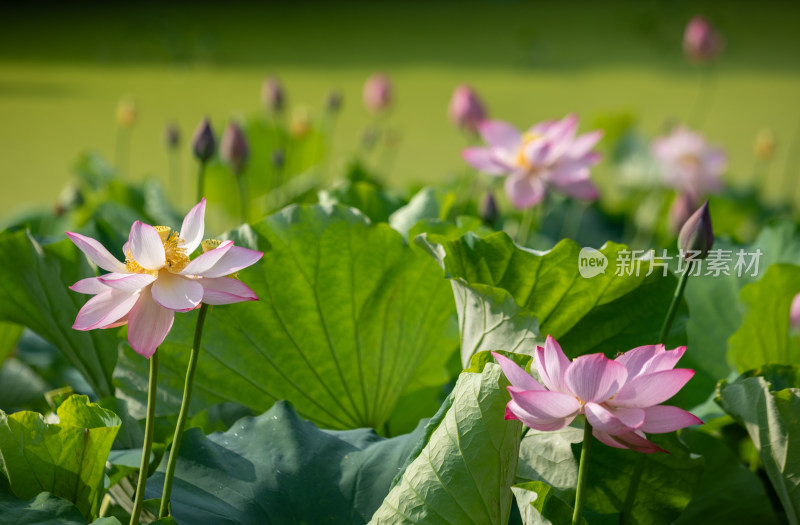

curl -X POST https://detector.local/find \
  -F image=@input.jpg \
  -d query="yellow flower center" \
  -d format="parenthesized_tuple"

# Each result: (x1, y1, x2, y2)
(515, 131, 543, 171)
(125, 226, 190, 275)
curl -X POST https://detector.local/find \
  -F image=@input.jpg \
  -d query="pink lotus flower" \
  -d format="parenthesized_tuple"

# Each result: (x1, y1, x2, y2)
(493, 336, 701, 453)
(652, 127, 726, 197)
(66, 199, 263, 358)
(684, 16, 723, 63)
(448, 84, 487, 133)
(791, 293, 800, 331)
(462, 115, 602, 209)
(363, 73, 392, 113)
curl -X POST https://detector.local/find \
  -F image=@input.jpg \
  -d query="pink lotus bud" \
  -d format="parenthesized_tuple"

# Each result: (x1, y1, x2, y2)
(449, 85, 487, 133)
(791, 293, 800, 331)
(220, 122, 250, 176)
(191, 117, 216, 162)
(262, 76, 285, 113)
(669, 191, 700, 235)
(363, 73, 392, 113)
(678, 199, 714, 260)
(163, 122, 180, 150)
(684, 16, 723, 63)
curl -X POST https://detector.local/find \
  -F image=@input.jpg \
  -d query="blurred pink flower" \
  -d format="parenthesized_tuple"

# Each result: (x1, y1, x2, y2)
(67, 199, 263, 358)
(363, 73, 393, 113)
(462, 115, 602, 209)
(791, 293, 800, 331)
(652, 127, 726, 196)
(684, 16, 723, 63)
(448, 84, 487, 133)
(493, 336, 701, 453)
(669, 191, 699, 235)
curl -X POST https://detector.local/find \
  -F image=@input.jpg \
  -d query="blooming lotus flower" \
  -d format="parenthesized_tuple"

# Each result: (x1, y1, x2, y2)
(462, 115, 602, 209)
(683, 16, 723, 63)
(448, 84, 488, 133)
(66, 199, 263, 358)
(493, 336, 701, 453)
(652, 127, 726, 196)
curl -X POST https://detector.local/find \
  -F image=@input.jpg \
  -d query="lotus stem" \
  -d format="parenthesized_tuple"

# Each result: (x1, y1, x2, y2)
(196, 161, 207, 202)
(130, 351, 158, 525)
(159, 303, 210, 518)
(572, 420, 593, 525)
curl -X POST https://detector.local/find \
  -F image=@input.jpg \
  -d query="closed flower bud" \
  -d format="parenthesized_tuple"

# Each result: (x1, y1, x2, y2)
(262, 76, 285, 113)
(290, 108, 311, 139)
(163, 122, 180, 150)
(191, 118, 216, 162)
(363, 73, 392, 113)
(683, 16, 723, 63)
(678, 199, 714, 260)
(325, 90, 343, 114)
(449, 85, 487, 133)
(220, 122, 250, 176)
(755, 128, 775, 162)
(479, 190, 499, 224)
(116, 98, 137, 128)
(791, 293, 800, 331)
(272, 148, 285, 170)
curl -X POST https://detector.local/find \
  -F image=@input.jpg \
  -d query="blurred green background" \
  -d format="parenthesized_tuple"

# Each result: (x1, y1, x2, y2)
(2, 1, 799, 215)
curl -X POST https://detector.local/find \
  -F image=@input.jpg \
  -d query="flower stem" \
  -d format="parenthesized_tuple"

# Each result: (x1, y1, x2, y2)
(159, 304, 210, 518)
(572, 420, 593, 525)
(196, 160, 207, 203)
(237, 174, 249, 225)
(622, 262, 693, 525)
(658, 262, 693, 344)
(517, 207, 535, 246)
(130, 351, 158, 525)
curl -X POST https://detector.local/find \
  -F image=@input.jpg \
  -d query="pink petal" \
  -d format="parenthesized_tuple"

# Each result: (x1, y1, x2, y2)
(151, 273, 204, 311)
(98, 273, 157, 293)
(65, 232, 127, 273)
(492, 352, 545, 391)
(70, 277, 109, 295)
(505, 399, 577, 432)
(128, 222, 166, 271)
(534, 336, 571, 394)
(612, 369, 695, 408)
(505, 174, 546, 210)
(592, 428, 665, 454)
(179, 241, 234, 275)
(564, 353, 628, 403)
(201, 277, 259, 305)
(584, 403, 644, 435)
(568, 130, 603, 158)
(545, 170, 599, 201)
(194, 246, 263, 278)
(73, 289, 140, 331)
(179, 199, 207, 254)
(508, 387, 581, 421)
(462, 147, 508, 176)
(478, 120, 521, 149)
(126, 289, 174, 358)
(640, 405, 702, 434)
(615, 345, 664, 378)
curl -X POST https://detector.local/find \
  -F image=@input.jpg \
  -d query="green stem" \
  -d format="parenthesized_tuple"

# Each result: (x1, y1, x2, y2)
(688, 64, 716, 130)
(658, 262, 693, 344)
(196, 161, 207, 203)
(130, 351, 158, 525)
(159, 304, 210, 518)
(237, 174, 249, 225)
(572, 420, 593, 525)
(516, 207, 535, 246)
(622, 262, 693, 524)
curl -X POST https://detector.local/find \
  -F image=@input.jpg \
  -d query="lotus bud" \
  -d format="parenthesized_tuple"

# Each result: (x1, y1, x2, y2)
(791, 293, 800, 331)
(116, 98, 137, 128)
(325, 90, 343, 114)
(683, 16, 723, 63)
(479, 190, 499, 224)
(290, 108, 311, 139)
(220, 122, 250, 176)
(191, 117, 216, 162)
(449, 85, 487, 133)
(363, 73, 392, 113)
(755, 128, 775, 162)
(669, 191, 699, 235)
(262, 76, 285, 114)
(272, 148, 285, 170)
(163, 122, 180, 150)
(678, 199, 714, 260)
